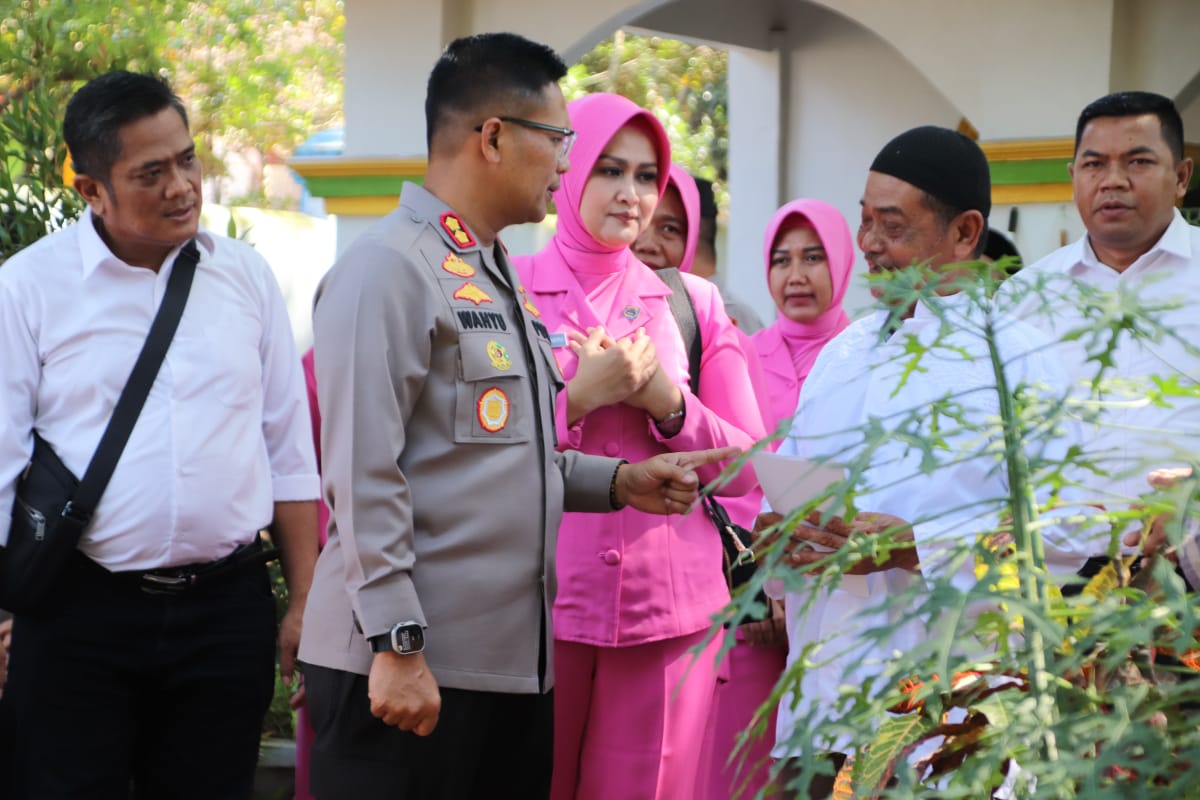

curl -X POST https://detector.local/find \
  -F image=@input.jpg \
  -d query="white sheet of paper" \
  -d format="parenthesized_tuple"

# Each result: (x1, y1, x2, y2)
(750, 452, 846, 514)
(751, 453, 872, 596)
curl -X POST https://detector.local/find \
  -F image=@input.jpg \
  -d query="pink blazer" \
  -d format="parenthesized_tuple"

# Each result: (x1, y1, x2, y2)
(518, 258, 766, 647)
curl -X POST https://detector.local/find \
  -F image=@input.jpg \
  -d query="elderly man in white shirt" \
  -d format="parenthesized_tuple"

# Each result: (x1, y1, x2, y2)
(1007, 91, 1200, 525)
(0, 72, 319, 799)
(762, 127, 1105, 797)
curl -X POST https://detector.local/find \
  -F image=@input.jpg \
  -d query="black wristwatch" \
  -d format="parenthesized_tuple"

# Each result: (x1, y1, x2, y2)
(368, 621, 425, 655)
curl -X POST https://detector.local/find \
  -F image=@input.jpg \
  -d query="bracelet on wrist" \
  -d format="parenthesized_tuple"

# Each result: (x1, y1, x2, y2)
(609, 460, 629, 511)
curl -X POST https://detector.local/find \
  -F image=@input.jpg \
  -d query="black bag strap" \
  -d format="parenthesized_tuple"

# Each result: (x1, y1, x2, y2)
(657, 267, 734, 515)
(657, 267, 702, 396)
(63, 240, 200, 526)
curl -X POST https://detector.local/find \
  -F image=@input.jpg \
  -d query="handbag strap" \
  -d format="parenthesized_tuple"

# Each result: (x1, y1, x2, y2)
(657, 267, 702, 395)
(63, 240, 200, 526)
(657, 267, 743, 530)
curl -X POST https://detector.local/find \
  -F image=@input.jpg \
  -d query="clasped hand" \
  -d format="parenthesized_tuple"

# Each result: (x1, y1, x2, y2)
(567, 327, 681, 423)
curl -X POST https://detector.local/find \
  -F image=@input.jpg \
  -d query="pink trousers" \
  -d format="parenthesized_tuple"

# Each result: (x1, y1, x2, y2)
(552, 629, 722, 800)
(295, 705, 316, 800)
(699, 637, 787, 799)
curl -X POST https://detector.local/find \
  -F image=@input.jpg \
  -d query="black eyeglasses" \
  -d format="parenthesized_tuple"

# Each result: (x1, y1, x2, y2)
(475, 116, 577, 157)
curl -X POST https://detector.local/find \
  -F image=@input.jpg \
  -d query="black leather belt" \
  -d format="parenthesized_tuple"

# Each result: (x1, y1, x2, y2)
(119, 538, 280, 595)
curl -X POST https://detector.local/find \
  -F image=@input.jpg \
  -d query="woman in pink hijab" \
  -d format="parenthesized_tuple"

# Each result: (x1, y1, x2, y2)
(514, 93, 764, 800)
(632, 163, 700, 272)
(752, 198, 854, 442)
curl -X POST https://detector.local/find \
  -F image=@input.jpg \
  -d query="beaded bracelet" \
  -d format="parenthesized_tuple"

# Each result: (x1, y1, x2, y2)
(609, 459, 629, 510)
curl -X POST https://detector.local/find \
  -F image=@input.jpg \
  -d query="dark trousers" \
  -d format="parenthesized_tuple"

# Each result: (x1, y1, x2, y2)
(2, 553, 276, 800)
(305, 663, 554, 800)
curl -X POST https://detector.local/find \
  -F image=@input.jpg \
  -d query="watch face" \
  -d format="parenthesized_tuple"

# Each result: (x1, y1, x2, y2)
(393, 623, 424, 653)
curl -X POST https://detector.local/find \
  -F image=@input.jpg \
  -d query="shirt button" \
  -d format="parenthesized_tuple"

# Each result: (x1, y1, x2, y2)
(601, 549, 621, 566)
(603, 442, 620, 457)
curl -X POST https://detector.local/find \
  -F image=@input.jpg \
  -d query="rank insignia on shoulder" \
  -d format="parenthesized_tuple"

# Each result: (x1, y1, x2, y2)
(453, 282, 493, 306)
(440, 212, 476, 249)
(622, 305, 640, 321)
(486, 340, 512, 371)
(441, 252, 475, 278)
(477, 387, 510, 432)
(523, 296, 542, 317)
(549, 332, 569, 349)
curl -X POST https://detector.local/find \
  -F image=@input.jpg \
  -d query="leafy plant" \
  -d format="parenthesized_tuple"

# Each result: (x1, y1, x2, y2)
(720, 261, 1200, 798)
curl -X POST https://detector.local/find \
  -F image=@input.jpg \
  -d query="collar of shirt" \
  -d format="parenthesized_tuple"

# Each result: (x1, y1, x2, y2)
(77, 207, 214, 280)
(1071, 208, 1192, 280)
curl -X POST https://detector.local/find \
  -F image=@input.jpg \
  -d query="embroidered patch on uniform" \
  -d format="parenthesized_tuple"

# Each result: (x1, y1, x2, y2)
(456, 309, 508, 332)
(523, 296, 542, 317)
(441, 252, 475, 278)
(622, 305, 640, 321)
(440, 212, 476, 248)
(549, 332, 569, 349)
(486, 340, 512, 371)
(477, 387, 510, 432)
(453, 282, 493, 306)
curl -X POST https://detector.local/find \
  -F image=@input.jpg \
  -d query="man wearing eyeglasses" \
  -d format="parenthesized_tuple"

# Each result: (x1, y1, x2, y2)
(299, 32, 732, 799)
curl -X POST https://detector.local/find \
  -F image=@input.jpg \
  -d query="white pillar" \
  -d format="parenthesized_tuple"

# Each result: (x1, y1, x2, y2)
(726, 45, 782, 323)
(338, 0, 446, 251)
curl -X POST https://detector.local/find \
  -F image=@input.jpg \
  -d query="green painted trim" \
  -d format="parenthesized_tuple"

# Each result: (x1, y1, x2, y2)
(304, 174, 425, 198)
(989, 158, 1070, 186)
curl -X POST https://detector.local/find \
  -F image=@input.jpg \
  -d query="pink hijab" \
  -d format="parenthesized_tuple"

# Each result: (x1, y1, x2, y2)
(752, 198, 853, 433)
(532, 92, 671, 281)
(666, 163, 701, 273)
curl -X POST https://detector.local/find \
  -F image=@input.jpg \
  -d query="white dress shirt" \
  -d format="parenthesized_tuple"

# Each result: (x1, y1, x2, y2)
(768, 292, 1103, 758)
(0, 209, 319, 570)
(1005, 210, 1200, 507)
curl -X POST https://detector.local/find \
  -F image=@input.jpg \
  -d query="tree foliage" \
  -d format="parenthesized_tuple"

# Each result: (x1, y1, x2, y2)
(0, 0, 344, 260)
(0, 1, 171, 258)
(564, 30, 728, 201)
(166, 0, 344, 203)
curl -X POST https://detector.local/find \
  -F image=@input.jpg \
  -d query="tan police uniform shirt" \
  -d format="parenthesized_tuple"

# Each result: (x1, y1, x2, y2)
(299, 183, 619, 693)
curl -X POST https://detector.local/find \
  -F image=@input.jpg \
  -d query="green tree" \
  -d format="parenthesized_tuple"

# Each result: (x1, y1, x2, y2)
(0, 0, 173, 259)
(167, 0, 344, 205)
(565, 30, 727, 199)
(0, 0, 344, 260)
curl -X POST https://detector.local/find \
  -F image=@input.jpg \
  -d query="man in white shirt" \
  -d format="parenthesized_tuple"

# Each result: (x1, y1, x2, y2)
(763, 127, 1099, 795)
(1008, 92, 1200, 525)
(0, 71, 320, 799)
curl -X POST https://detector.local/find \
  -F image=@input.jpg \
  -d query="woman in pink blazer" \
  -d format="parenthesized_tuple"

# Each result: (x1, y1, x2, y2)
(514, 93, 765, 800)
(751, 199, 853, 442)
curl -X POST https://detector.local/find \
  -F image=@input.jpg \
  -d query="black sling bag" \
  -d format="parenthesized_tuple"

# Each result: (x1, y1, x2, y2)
(0, 240, 200, 615)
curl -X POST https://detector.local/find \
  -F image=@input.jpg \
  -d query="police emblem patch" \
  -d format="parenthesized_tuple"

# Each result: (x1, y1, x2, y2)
(523, 296, 541, 317)
(440, 212, 476, 248)
(486, 340, 512, 371)
(441, 252, 475, 278)
(452, 282, 493, 305)
(622, 305, 640, 321)
(477, 387, 510, 432)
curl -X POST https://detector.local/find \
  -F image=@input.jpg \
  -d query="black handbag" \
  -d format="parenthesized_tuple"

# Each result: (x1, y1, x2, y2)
(0, 240, 199, 615)
(658, 268, 771, 619)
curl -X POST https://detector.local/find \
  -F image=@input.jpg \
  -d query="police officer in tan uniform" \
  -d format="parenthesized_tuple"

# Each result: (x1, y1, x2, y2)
(299, 33, 733, 799)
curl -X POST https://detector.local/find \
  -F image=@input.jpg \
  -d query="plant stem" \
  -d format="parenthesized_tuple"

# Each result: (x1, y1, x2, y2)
(983, 311, 1062, 770)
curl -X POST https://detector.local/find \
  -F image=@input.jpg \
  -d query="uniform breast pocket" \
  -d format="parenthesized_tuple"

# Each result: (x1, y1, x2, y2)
(454, 333, 532, 444)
